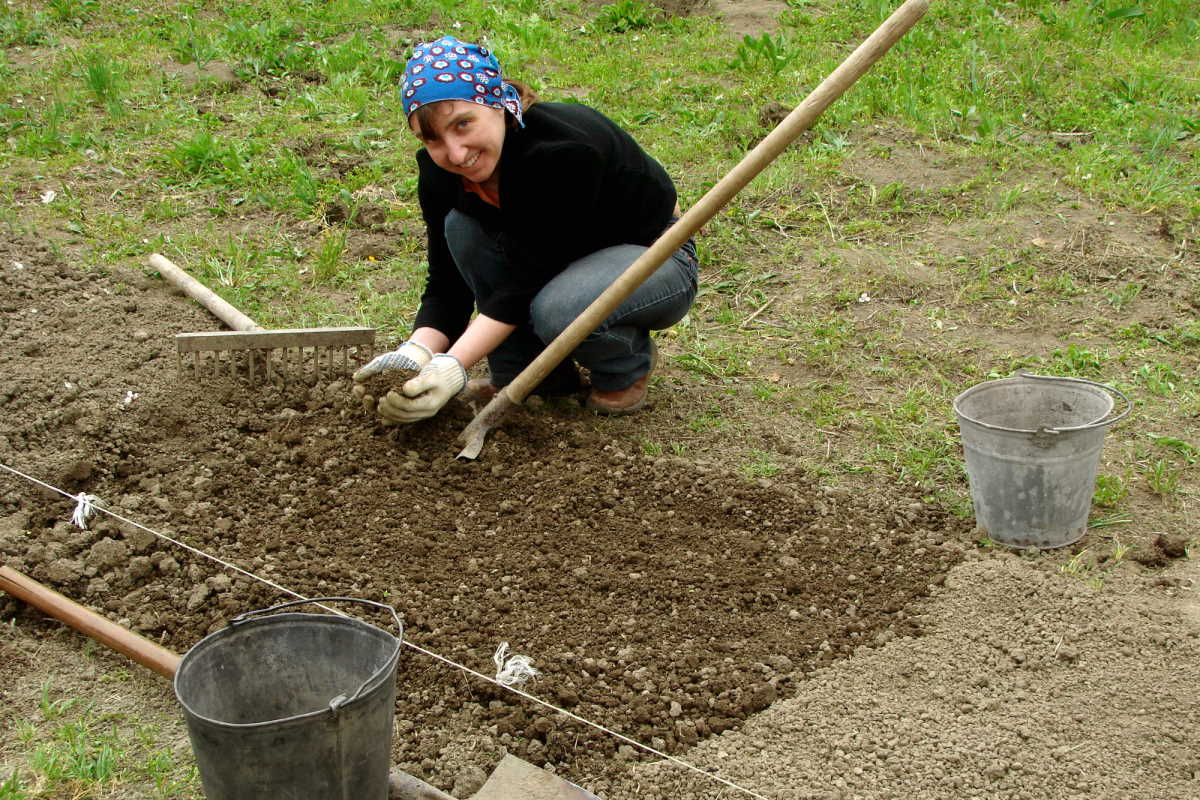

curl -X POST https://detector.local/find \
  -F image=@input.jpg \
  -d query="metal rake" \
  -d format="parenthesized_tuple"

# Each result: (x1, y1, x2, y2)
(151, 253, 376, 384)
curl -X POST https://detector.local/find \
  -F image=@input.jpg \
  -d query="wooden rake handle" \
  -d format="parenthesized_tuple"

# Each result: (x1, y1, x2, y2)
(150, 253, 262, 332)
(459, 0, 930, 456)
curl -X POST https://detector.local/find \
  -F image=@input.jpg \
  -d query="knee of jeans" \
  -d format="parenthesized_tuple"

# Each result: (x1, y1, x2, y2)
(530, 297, 565, 343)
(443, 209, 471, 242)
(530, 292, 589, 344)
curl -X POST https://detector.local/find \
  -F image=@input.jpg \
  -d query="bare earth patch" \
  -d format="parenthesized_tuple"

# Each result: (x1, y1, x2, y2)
(599, 554, 1200, 799)
(0, 230, 969, 785)
(1, 196, 1197, 799)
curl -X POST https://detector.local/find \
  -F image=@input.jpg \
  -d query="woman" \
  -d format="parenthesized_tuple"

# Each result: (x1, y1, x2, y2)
(355, 35, 698, 421)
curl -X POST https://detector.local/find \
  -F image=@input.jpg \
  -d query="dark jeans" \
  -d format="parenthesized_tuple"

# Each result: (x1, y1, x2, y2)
(443, 210, 699, 392)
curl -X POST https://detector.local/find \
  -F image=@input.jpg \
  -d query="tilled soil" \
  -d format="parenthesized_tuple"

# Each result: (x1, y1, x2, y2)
(0, 237, 974, 790)
(3, 237, 1198, 800)
(597, 554, 1200, 800)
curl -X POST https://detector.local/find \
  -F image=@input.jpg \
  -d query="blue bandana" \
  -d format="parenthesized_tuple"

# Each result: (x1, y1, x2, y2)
(401, 36, 524, 128)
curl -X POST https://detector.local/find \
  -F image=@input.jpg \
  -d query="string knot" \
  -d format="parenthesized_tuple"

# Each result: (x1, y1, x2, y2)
(71, 493, 101, 529)
(493, 641, 539, 687)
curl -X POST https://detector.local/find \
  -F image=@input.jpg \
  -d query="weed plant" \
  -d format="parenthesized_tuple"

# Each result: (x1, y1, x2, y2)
(594, 0, 660, 33)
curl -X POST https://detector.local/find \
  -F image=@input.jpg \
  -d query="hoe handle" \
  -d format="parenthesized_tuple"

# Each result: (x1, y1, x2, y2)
(0, 566, 181, 678)
(150, 252, 262, 332)
(499, 0, 930, 403)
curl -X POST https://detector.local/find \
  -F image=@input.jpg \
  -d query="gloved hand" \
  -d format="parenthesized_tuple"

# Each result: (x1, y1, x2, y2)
(353, 341, 433, 382)
(377, 354, 467, 424)
(352, 341, 433, 413)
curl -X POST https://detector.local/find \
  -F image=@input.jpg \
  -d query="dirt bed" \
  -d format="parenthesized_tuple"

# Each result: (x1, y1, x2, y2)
(0, 236, 968, 779)
(1, 235, 1198, 799)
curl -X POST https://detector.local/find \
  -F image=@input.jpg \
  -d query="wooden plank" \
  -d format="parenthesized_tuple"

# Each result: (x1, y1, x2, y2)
(175, 327, 375, 353)
(469, 755, 600, 800)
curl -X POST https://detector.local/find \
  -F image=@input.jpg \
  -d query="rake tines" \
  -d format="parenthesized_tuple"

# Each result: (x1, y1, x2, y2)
(175, 328, 376, 384)
(152, 252, 377, 385)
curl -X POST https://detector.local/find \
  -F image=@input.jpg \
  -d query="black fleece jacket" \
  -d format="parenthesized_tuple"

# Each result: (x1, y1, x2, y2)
(411, 102, 677, 342)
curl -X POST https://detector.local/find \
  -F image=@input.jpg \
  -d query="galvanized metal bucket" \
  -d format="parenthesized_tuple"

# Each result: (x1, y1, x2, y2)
(953, 372, 1130, 549)
(174, 597, 403, 800)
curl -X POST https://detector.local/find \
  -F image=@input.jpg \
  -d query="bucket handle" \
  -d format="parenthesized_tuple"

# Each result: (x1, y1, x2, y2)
(1022, 374, 1123, 434)
(229, 597, 404, 713)
(995, 371, 1133, 436)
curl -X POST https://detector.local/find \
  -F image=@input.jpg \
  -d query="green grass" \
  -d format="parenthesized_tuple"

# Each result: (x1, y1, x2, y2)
(1059, 533, 1137, 589)
(1093, 473, 1129, 508)
(741, 449, 783, 479)
(79, 50, 122, 111)
(1, 681, 199, 799)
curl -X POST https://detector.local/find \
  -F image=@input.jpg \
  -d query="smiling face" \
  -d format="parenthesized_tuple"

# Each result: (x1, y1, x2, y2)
(410, 100, 507, 185)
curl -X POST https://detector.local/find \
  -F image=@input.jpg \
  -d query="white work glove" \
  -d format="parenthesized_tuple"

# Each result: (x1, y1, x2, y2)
(352, 341, 434, 414)
(353, 341, 433, 382)
(377, 354, 467, 424)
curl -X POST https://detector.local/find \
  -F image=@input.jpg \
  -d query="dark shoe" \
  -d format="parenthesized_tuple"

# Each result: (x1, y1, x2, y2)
(534, 368, 590, 398)
(585, 339, 657, 416)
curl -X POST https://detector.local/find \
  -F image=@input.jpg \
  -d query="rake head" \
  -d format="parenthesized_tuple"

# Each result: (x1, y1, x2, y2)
(175, 327, 376, 384)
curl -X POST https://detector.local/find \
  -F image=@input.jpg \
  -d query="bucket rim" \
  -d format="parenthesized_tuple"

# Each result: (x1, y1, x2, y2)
(174, 597, 403, 730)
(953, 372, 1130, 435)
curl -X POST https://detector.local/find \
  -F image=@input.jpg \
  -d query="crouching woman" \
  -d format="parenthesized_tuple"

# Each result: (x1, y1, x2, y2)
(355, 35, 698, 421)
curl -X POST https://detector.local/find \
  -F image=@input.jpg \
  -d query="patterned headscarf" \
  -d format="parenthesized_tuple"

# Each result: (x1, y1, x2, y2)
(401, 35, 524, 128)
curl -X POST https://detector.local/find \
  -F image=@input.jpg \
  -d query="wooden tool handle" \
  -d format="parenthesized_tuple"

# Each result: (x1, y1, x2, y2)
(388, 771, 457, 800)
(0, 566, 181, 678)
(150, 252, 262, 333)
(503, 0, 929, 402)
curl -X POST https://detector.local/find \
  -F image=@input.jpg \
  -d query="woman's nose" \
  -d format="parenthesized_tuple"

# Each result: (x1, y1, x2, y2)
(446, 136, 469, 165)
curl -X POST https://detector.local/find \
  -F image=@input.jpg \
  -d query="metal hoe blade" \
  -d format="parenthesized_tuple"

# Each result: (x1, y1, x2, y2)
(456, 389, 519, 460)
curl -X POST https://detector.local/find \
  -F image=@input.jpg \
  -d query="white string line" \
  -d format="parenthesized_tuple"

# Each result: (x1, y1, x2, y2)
(402, 639, 772, 799)
(1, 462, 308, 603)
(0, 461, 774, 800)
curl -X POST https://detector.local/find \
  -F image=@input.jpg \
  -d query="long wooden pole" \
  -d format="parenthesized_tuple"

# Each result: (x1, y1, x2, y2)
(0, 566, 181, 678)
(458, 0, 930, 458)
(150, 252, 262, 333)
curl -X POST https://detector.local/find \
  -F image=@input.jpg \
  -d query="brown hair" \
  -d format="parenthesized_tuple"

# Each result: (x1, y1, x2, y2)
(410, 80, 538, 141)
